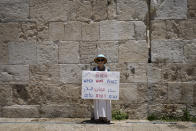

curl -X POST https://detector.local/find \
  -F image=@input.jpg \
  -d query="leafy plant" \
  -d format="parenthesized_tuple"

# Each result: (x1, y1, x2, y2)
(112, 110, 128, 120)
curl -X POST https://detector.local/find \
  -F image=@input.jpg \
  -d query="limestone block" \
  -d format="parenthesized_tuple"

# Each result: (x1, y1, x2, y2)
(59, 41, 80, 64)
(147, 63, 162, 83)
(188, 0, 196, 18)
(0, 0, 29, 21)
(37, 22, 49, 41)
(64, 21, 82, 41)
(60, 64, 90, 84)
(18, 22, 37, 42)
(49, 22, 64, 41)
(97, 41, 119, 63)
(40, 104, 91, 118)
(188, 0, 196, 10)
(119, 40, 148, 63)
(134, 21, 146, 40)
(151, 0, 187, 19)
(0, 65, 29, 84)
(81, 22, 99, 41)
(0, 42, 8, 64)
(79, 41, 97, 64)
(29, 64, 59, 85)
(37, 41, 58, 64)
(136, 83, 148, 104)
(116, 0, 148, 21)
(2, 105, 40, 118)
(167, 83, 182, 104)
(188, 9, 196, 19)
(184, 40, 196, 62)
(91, 0, 107, 21)
(151, 40, 184, 63)
(148, 83, 168, 104)
(0, 84, 12, 106)
(151, 20, 167, 40)
(181, 82, 194, 104)
(0, 22, 19, 42)
(162, 63, 182, 82)
(8, 41, 37, 64)
(108, 0, 117, 19)
(109, 63, 147, 83)
(100, 20, 134, 40)
(181, 63, 196, 82)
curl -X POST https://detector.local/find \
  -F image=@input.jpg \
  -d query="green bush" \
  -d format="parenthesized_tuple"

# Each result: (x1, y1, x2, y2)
(112, 110, 128, 120)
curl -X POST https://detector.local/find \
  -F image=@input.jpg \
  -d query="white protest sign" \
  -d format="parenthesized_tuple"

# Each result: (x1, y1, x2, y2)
(81, 71, 120, 100)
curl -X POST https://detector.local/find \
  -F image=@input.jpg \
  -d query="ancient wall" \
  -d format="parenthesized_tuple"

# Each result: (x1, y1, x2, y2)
(0, 0, 195, 119)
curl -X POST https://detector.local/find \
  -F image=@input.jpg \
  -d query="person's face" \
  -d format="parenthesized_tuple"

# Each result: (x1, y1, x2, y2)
(97, 58, 105, 67)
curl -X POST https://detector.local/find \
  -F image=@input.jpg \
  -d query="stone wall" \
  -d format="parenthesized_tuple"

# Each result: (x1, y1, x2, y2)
(0, 0, 195, 119)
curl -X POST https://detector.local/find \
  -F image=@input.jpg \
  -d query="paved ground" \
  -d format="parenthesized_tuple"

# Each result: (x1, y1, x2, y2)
(0, 118, 195, 131)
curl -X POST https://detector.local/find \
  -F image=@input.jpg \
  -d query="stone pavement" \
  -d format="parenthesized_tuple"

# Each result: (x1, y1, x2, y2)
(0, 118, 195, 131)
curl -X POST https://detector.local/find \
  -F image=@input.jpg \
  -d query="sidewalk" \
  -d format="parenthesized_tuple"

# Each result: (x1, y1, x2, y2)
(0, 118, 195, 131)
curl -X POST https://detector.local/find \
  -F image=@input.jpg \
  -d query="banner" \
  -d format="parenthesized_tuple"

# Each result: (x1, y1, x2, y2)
(81, 71, 120, 100)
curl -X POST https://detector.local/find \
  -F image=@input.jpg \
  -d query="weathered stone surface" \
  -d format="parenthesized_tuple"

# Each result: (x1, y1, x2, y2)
(0, 65, 29, 84)
(37, 22, 49, 41)
(181, 63, 196, 82)
(29, 64, 59, 85)
(184, 40, 196, 63)
(151, 0, 187, 19)
(59, 41, 80, 64)
(0, 42, 8, 64)
(100, 20, 134, 40)
(2, 105, 40, 118)
(119, 40, 148, 63)
(91, 0, 107, 21)
(79, 41, 97, 64)
(8, 41, 37, 64)
(116, 0, 148, 21)
(151, 40, 184, 63)
(181, 82, 195, 104)
(64, 21, 82, 41)
(0, 84, 12, 106)
(109, 63, 147, 83)
(81, 22, 99, 41)
(194, 85, 196, 105)
(188, 0, 196, 19)
(18, 22, 37, 42)
(148, 83, 168, 104)
(147, 63, 162, 83)
(49, 22, 64, 41)
(162, 63, 182, 82)
(167, 83, 183, 104)
(60, 64, 90, 84)
(40, 104, 91, 118)
(37, 41, 58, 64)
(134, 21, 146, 40)
(108, 0, 117, 19)
(0, 22, 19, 42)
(0, 0, 29, 21)
(151, 20, 167, 40)
(97, 41, 119, 63)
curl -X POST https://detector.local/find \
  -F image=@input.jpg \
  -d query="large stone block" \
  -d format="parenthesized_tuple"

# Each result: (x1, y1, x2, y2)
(188, 0, 196, 19)
(64, 21, 82, 41)
(181, 82, 195, 104)
(91, 0, 107, 21)
(40, 104, 91, 118)
(49, 22, 64, 41)
(0, 0, 29, 21)
(8, 41, 37, 64)
(119, 40, 148, 63)
(184, 40, 196, 63)
(37, 41, 58, 64)
(79, 41, 97, 64)
(108, 0, 117, 19)
(167, 83, 183, 104)
(151, 40, 184, 63)
(134, 21, 146, 40)
(148, 83, 168, 104)
(81, 22, 99, 41)
(100, 20, 134, 40)
(151, 0, 187, 19)
(60, 64, 90, 84)
(162, 63, 182, 82)
(147, 63, 162, 83)
(97, 41, 119, 63)
(37, 22, 49, 41)
(2, 105, 40, 118)
(29, 64, 59, 85)
(181, 63, 196, 82)
(0, 22, 19, 42)
(59, 41, 80, 64)
(0, 65, 29, 84)
(116, 0, 148, 21)
(151, 20, 167, 40)
(0, 42, 8, 64)
(0, 84, 12, 106)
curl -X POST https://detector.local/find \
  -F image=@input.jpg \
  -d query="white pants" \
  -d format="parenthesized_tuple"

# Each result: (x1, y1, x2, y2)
(94, 99, 111, 120)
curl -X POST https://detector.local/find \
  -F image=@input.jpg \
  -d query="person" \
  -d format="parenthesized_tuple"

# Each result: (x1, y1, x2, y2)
(92, 54, 111, 123)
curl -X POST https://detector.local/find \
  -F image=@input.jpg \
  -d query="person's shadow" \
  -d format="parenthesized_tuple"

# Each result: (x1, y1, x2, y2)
(80, 119, 113, 125)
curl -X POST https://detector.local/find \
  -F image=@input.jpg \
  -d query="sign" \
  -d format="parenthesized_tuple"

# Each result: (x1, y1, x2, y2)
(81, 71, 120, 100)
